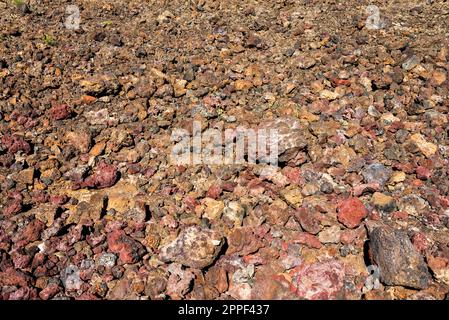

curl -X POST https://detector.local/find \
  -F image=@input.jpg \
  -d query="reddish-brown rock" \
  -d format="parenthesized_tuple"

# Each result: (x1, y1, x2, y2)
(82, 161, 118, 189)
(206, 184, 222, 199)
(49, 104, 71, 120)
(0, 269, 32, 287)
(159, 226, 224, 269)
(295, 207, 321, 234)
(39, 283, 61, 300)
(1, 134, 31, 154)
(337, 198, 368, 228)
(288, 260, 346, 299)
(107, 230, 146, 264)
(416, 166, 431, 180)
(226, 227, 264, 256)
(13, 220, 44, 248)
(291, 232, 322, 249)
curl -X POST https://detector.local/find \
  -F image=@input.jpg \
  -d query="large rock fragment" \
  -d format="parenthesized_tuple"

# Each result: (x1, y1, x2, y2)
(337, 197, 368, 228)
(362, 163, 392, 187)
(289, 259, 346, 300)
(409, 134, 438, 158)
(159, 226, 224, 269)
(369, 226, 431, 289)
(79, 74, 121, 97)
(258, 117, 311, 162)
(107, 230, 146, 264)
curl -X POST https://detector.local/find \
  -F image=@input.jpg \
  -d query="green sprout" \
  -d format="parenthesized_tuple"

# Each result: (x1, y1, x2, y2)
(13, 0, 25, 6)
(43, 34, 57, 46)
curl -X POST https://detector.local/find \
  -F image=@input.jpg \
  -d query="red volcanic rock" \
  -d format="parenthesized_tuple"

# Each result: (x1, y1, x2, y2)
(281, 167, 302, 185)
(12, 253, 31, 270)
(9, 287, 37, 300)
(292, 232, 322, 249)
(49, 194, 69, 206)
(39, 283, 61, 300)
(13, 220, 44, 248)
(107, 230, 146, 264)
(295, 206, 321, 235)
(144, 167, 157, 178)
(221, 181, 237, 192)
(289, 259, 345, 299)
(76, 293, 100, 300)
(352, 183, 380, 197)
(31, 191, 49, 204)
(206, 184, 222, 199)
(126, 163, 142, 174)
(226, 227, 263, 256)
(183, 195, 198, 211)
(3, 192, 24, 217)
(2, 199, 23, 216)
(340, 227, 366, 246)
(0, 0, 447, 301)
(0, 268, 33, 287)
(392, 211, 409, 220)
(337, 197, 368, 228)
(1, 134, 31, 154)
(49, 104, 72, 120)
(82, 161, 118, 189)
(416, 166, 431, 180)
(411, 232, 430, 253)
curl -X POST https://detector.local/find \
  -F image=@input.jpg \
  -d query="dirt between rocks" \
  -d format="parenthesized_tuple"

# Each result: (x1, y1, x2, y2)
(1, 0, 449, 300)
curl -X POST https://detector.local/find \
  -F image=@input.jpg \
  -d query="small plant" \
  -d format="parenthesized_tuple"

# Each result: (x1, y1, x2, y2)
(271, 101, 281, 110)
(43, 34, 57, 46)
(13, 0, 31, 14)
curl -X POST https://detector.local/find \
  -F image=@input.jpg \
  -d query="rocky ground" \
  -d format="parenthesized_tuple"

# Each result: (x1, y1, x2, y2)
(1, 0, 449, 300)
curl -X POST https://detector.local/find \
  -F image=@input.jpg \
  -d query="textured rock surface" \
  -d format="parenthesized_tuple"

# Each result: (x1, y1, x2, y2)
(159, 226, 224, 269)
(258, 117, 311, 162)
(0, 0, 448, 301)
(362, 164, 392, 188)
(337, 198, 368, 228)
(288, 260, 346, 300)
(107, 230, 146, 264)
(369, 226, 432, 289)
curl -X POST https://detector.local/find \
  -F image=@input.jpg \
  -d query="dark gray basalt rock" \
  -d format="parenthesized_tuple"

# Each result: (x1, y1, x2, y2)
(369, 226, 431, 289)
